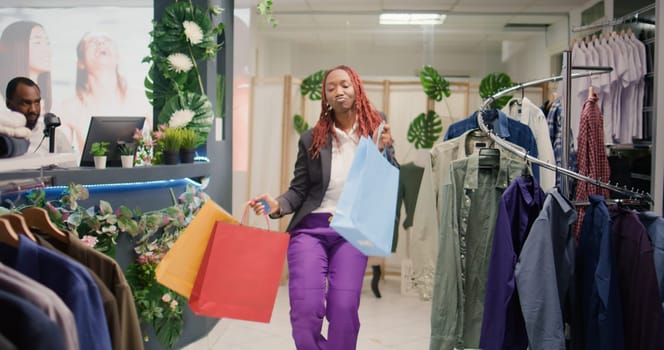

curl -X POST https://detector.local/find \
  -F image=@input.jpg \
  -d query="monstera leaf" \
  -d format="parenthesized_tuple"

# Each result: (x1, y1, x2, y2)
(419, 65, 451, 102)
(293, 114, 309, 135)
(479, 72, 513, 110)
(407, 110, 443, 149)
(300, 70, 326, 100)
(158, 92, 214, 146)
(152, 1, 221, 60)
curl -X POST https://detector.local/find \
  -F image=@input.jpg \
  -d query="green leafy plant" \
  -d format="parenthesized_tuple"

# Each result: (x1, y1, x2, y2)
(144, 1, 224, 146)
(293, 114, 309, 135)
(158, 92, 213, 147)
(179, 128, 197, 150)
(479, 72, 514, 110)
(419, 65, 451, 102)
(90, 141, 110, 157)
(407, 110, 444, 149)
(162, 128, 183, 152)
(257, 0, 278, 27)
(117, 142, 137, 156)
(300, 69, 326, 101)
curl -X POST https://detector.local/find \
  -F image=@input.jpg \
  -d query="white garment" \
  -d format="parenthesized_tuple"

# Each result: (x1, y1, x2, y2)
(502, 97, 556, 191)
(28, 118, 77, 156)
(570, 43, 588, 144)
(617, 35, 639, 143)
(313, 123, 359, 214)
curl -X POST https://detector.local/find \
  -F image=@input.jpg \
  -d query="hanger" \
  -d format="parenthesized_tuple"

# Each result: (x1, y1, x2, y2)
(0, 218, 19, 248)
(1, 213, 37, 242)
(22, 207, 69, 243)
(521, 151, 532, 178)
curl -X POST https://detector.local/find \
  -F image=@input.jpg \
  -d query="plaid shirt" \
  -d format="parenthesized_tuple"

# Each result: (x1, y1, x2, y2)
(574, 95, 611, 238)
(543, 98, 578, 188)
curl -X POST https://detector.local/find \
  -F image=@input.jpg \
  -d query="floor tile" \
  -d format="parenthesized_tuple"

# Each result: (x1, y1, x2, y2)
(182, 275, 432, 349)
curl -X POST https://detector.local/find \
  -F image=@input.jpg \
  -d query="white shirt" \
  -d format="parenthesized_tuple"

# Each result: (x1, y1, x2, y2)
(313, 122, 360, 214)
(28, 118, 74, 155)
(502, 97, 556, 191)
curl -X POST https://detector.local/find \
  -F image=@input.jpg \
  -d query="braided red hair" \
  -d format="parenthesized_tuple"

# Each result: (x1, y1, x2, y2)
(309, 65, 382, 159)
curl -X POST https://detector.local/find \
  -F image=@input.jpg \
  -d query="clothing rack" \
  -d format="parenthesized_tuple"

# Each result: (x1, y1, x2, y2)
(477, 72, 653, 203)
(571, 3, 655, 32)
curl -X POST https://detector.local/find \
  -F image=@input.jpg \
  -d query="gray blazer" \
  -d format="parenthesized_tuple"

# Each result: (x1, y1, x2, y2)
(273, 126, 398, 232)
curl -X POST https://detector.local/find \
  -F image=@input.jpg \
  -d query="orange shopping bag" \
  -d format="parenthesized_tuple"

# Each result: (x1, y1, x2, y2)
(155, 200, 237, 298)
(188, 209, 289, 322)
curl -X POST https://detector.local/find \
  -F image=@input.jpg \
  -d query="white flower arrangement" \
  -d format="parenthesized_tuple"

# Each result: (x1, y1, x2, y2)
(183, 20, 204, 45)
(169, 109, 195, 128)
(167, 53, 194, 73)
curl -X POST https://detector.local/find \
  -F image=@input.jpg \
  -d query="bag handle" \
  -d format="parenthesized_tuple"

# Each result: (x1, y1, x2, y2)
(373, 123, 385, 146)
(241, 202, 271, 230)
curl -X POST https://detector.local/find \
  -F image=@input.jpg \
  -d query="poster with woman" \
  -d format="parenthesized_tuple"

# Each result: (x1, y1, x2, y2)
(0, 6, 153, 153)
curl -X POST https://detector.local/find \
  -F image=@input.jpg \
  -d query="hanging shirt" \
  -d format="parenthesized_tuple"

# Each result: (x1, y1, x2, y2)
(0, 289, 66, 350)
(0, 236, 112, 350)
(397, 162, 425, 229)
(515, 189, 577, 350)
(480, 175, 546, 350)
(443, 109, 539, 180)
(574, 94, 611, 238)
(39, 232, 144, 350)
(610, 207, 664, 350)
(0, 262, 79, 350)
(430, 153, 526, 350)
(410, 130, 527, 301)
(542, 97, 578, 190)
(503, 97, 556, 190)
(573, 195, 624, 350)
(638, 211, 664, 308)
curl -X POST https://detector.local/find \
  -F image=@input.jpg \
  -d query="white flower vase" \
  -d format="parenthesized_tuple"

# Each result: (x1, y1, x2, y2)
(93, 156, 107, 169)
(121, 155, 134, 168)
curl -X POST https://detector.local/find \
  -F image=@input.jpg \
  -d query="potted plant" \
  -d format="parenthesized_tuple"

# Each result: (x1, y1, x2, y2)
(179, 128, 197, 163)
(90, 141, 110, 169)
(117, 142, 136, 168)
(161, 128, 182, 165)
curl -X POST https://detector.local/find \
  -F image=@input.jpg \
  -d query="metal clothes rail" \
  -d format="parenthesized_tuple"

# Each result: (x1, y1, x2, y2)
(571, 3, 656, 32)
(477, 72, 653, 203)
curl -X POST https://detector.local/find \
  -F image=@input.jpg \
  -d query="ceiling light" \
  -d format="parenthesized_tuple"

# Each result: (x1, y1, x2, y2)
(379, 13, 446, 25)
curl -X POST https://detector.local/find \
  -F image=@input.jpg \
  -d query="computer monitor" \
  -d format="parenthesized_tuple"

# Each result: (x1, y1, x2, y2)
(79, 116, 146, 167)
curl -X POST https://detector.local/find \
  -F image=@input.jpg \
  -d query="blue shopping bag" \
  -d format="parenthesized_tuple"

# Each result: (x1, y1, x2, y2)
(330, 125, 399, 256)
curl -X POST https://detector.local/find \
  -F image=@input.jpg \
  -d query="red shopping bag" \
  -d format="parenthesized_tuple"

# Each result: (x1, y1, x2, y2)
(188, 212, 289, 323)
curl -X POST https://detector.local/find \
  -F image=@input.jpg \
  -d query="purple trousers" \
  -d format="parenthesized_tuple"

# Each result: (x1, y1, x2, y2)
(288, 213, 368, 350)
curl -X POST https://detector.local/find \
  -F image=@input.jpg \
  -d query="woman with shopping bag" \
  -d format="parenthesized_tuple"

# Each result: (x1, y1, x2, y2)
(249, 65, 398, 350)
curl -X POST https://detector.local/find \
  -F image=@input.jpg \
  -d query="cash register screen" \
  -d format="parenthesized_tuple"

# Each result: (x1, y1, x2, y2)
(79, 116, 145, 167)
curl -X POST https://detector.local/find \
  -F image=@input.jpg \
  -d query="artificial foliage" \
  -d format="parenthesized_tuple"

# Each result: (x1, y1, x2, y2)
(257, 0, 278, 27)
(479, 72, 514, 110)
(157, 92, 213, 147)
(144, 0, 224, 147)
(300, 69, 326, 101)
(407, 110, 444, 149)
(419, 65, 451, 102)
(293, 114, 310, 135)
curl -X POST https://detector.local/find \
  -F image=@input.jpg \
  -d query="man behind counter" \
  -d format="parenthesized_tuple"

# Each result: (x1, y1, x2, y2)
(5, 76, 71, 154)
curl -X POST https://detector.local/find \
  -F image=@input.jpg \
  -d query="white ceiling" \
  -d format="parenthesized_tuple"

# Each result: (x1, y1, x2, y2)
(236, 0, 579, 54)
(0, 0, 579, 55)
